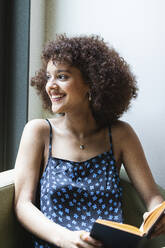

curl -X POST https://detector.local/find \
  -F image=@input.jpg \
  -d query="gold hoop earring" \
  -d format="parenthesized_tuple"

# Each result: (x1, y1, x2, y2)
(88, 91, 92, 101)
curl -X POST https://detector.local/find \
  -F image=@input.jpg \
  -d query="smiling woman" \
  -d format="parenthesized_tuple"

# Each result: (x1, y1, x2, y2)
(45, 61, 89, 114)
(14, 34, 165, 248)
(31, 34, 137, 128)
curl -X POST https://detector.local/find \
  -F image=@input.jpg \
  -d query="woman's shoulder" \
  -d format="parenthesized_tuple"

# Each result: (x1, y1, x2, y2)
(23, 119, 50, 140)
(111, 120, 135, 140)
(24, 118, 48, 129)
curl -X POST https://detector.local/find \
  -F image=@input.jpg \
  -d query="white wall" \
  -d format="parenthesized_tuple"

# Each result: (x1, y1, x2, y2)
(28, 0, 46, 120)
(30, 0, 165, 188)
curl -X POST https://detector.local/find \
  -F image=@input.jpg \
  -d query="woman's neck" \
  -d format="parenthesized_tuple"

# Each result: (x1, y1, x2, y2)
(53, 108, 99, 139)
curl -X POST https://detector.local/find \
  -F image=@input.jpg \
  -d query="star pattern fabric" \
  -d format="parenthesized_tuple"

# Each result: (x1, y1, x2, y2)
(32, 119, 123, 248)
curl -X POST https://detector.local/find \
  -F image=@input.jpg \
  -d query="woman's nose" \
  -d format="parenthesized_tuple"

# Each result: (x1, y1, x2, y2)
(49, 78, 59, 88)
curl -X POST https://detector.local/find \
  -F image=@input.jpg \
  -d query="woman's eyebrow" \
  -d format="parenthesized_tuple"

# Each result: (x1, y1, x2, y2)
(46, 69, 71, 74)
(56, 69, 71, 73)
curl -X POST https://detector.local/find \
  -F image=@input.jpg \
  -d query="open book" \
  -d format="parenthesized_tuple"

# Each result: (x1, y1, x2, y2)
(90, 201, 165, 248)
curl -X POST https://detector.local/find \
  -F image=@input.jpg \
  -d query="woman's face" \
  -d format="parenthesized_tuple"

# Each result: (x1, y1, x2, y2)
(46, 60, 89, 113)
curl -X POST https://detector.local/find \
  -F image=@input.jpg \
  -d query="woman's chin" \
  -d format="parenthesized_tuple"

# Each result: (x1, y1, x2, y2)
(51, 106, 65, 114)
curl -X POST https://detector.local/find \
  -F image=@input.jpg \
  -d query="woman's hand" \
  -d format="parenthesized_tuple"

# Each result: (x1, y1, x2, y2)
(57, 229, 103, 248)
(151, 214, 165, 238)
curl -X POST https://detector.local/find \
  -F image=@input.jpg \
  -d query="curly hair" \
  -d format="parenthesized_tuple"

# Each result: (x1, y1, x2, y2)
(31, 34, 138, 128)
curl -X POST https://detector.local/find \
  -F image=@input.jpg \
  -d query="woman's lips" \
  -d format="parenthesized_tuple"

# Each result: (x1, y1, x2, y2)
(51, 94, 66, 102)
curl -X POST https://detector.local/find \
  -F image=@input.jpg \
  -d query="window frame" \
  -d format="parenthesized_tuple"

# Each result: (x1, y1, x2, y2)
(0, 0, 31, 171)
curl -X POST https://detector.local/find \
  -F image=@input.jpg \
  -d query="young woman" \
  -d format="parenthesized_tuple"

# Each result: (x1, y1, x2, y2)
(14, 34, 165, 248)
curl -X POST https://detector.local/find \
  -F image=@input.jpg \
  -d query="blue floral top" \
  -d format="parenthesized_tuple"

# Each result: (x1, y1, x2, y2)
(32, 119, 123, 248)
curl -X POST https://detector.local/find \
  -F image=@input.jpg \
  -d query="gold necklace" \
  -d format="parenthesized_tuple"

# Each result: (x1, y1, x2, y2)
(80, 144, 85, 150)
(79, 134, 85, 150)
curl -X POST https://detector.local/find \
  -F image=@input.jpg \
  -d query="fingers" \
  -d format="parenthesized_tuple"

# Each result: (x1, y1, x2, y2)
(151, 228, 163, 239)
(151, 225, 164, 238)
(151, 215, 165, 238)
(79, 231, 103, 247)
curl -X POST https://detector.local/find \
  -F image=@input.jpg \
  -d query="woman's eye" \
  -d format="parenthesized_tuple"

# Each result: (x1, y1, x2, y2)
(57, 74, 68, 80)
(46, 74, 51, 80)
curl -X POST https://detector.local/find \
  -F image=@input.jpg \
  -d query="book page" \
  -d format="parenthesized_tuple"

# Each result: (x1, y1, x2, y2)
(140, 201, 165, 235)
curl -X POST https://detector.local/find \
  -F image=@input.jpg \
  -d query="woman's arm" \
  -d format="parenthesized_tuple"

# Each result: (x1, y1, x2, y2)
(14, 119, 102, 248)
(119, 121, 165, 236)
(120, 122, 164, 210)
(14, 119, 66, 245)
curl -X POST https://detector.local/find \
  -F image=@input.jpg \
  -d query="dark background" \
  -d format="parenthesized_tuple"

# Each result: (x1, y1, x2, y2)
(0, 0, 30, 171)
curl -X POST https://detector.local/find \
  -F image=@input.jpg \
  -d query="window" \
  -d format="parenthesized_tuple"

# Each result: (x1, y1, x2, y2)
(0, 0, 30, 171)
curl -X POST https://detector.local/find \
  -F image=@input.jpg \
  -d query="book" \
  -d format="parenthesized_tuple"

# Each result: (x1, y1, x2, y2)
(90, 201, 165, 248)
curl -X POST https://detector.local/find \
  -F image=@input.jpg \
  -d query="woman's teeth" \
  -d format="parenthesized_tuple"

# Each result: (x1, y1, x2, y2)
(51, 95, 65, 100)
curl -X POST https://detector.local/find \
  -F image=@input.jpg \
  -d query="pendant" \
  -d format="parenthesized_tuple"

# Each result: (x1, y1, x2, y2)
(80, 144, 85, 150)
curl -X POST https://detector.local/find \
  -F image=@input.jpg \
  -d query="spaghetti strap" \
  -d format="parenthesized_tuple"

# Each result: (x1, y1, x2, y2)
(45, 119, 52, 157)
(108, 127, 115, 156)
